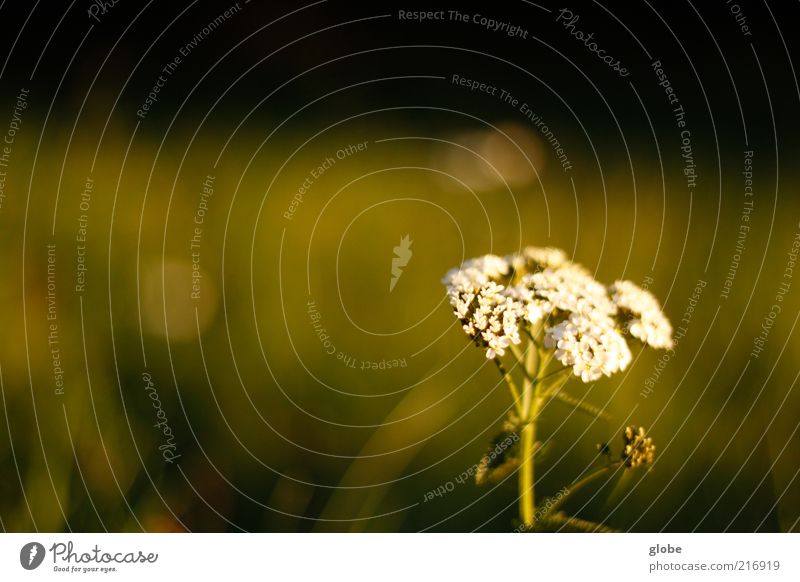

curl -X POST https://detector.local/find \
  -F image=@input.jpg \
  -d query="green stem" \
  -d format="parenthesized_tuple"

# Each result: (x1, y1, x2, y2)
(493, 358, 524, 418)
(538, 366, 573, 393)
(519, 415, 536, 526)
(520, 343, 537, 414)
(510, 345, 572, 394)
(539, 462, 621, 519)
(518, 342, 542, 528)
(545, 390, 613, 421)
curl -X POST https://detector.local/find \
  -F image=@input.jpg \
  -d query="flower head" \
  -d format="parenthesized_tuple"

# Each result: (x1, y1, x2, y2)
(544, 312, 632, 382)
(610, 280, 673, 349)
(507, 246, 569, 275)
(443, 248, 669, 380)
(521, 264, 614, 321)
(442, 254, 510, 289)
(446, 277, 523, 359)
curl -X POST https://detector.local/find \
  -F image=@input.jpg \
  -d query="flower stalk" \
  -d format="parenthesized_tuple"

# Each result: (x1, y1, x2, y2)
(517, 341, 540, 526)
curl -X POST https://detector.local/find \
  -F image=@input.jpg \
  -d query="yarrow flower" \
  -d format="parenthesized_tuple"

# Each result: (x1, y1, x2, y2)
(507, 246, 568, 275)
(443, 259, 524, 358)
(442, 254, 511, 289)
(621, 425, 656, 468)
(443, 247, 673, 382)
(443, 248, 667, 531)
(544, 312, 632, 382)
(521, 264, 614, 320)
(610, 280, 674, 349)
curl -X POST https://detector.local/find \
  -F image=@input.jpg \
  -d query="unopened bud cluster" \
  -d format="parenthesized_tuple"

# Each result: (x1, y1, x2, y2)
(622, 425, 656, 468)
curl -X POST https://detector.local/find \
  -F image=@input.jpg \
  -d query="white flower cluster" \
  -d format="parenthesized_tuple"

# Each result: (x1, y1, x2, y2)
(507, 246, 568, 274)
(521, 264, 614, 319)
(610, 280, 674, 349)
(544, 312, 632, 382)
(443, 257, 523, 359)
(443, 247, 673, 382)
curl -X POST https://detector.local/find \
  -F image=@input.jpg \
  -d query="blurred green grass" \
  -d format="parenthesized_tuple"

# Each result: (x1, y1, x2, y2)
(0, 121, 798, 532)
